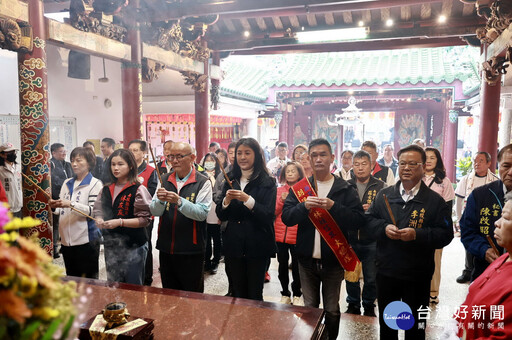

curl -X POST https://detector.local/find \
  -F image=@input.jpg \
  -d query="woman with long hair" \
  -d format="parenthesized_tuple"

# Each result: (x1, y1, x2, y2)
(215, 148, 229, 168)
(93, 149, 152, 285)
(216, 137, 277, 301)
(275, 161, 304, 305)
(423, 147, 455, 304)
(49, 147, 103, 278)
(202, 152, 222, 274)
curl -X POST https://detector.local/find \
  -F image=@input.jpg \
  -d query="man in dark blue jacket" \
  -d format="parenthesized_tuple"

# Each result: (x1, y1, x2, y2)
(366, 144, 453, 340)
(460, 144, 512, 281)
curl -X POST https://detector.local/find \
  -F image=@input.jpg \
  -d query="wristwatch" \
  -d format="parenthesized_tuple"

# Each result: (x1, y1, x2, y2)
(177, 198, 182, 207)
(70, 202, 75, 208)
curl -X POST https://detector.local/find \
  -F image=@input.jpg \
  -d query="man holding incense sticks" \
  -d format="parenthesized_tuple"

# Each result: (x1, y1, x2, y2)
(460, 144, 512, 282)
(366, 144, 453, 340)
(150, 142, 212, 293)
(282, 138, 365, 340)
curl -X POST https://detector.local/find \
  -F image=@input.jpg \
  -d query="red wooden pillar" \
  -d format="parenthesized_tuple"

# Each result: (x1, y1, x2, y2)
(287, 108, 295, 148)
(442, 96, 458, 182)
(478, 75, 501, 172)
(18, 0, 52, 254)
(195, 40, 209, 161)
(121, 0, 142, 147)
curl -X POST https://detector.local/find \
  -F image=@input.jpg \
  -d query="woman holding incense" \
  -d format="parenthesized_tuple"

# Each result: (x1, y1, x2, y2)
(216, 137, 277, 301)
(93, 149, 152, 285)
(49, 147, 103, 279)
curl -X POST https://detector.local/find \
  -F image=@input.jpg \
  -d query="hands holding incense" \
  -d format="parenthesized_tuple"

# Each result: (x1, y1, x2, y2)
(224, 189, 250, 205)
(49, 198, 72, 209)
(304, 196, 334, 210)
(385, 224, 416, 241)
(156, 188, 180, 205)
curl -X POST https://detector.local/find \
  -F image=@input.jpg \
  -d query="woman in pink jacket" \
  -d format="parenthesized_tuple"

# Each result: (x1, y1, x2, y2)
(275, 161, 305, 305)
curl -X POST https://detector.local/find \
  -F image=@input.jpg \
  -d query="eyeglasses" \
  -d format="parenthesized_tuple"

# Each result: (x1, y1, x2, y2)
(167, 153, 191, 161)
(398, 161, 423, 168)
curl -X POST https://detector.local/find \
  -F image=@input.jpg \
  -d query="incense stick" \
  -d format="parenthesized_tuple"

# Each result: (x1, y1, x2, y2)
(148, 143, 164, 186)
(486, 235, 500, 257)
(383, 194, 397, 226)
(22, 172, 99, 222)
(215, 156, 234, 189)
(21, 172, 51, 199)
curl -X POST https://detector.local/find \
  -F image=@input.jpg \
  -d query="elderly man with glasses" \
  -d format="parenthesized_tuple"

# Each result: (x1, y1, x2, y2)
(150, 142, 212, 293)
(366, 144, 453, 340)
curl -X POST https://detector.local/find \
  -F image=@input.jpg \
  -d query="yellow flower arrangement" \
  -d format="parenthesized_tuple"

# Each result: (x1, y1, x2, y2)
(0, 205, 78, 339)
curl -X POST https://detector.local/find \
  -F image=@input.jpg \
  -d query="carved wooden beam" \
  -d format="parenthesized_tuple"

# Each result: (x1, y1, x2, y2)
(0, 0, 28, 22)
(46, 18, 132, 61)
(143, 43, 222, 80)
(45, 18, 221, 79)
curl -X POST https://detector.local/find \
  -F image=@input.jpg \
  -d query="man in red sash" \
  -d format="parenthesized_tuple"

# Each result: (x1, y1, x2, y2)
(282, 138, 365, 340)
(129, 140, 158, 286)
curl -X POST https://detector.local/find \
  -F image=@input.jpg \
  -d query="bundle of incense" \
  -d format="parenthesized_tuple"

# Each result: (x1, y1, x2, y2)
(148, 143, 164, 186)
(215, 156, 234, 189)
(21, 172, 98, 222)
(486, 234, 500, 257)
(382, 194, 397, 226)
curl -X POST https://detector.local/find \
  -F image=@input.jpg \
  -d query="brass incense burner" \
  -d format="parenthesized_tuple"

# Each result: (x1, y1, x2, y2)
(102, 302, 130, 330)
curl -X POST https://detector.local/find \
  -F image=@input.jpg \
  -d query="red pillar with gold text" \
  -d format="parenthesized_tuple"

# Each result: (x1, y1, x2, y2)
(195, 41, 209, 161)
(478, 75, 501, 172)
(18, 0, 52, 254)
(122, 0, 142, 147)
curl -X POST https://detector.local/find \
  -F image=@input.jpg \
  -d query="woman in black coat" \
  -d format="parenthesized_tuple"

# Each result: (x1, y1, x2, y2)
(216, 137, 277, 301)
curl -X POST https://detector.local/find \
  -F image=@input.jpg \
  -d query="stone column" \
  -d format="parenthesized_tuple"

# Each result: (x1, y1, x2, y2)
(246, 118, 258, 138)
(121, 0, 142, 147)
(195, 40, 209, 161)
(478, 75, 501, 172)
(499, 94, 512, 146)
(442, 105, 458, 182)
(287, 106, 295, 148)
(18, 0, 52, 254)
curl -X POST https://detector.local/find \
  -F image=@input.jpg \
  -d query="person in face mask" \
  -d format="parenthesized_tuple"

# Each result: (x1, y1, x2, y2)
(201, 152, 222, 274)
(0, 143, 23, 217)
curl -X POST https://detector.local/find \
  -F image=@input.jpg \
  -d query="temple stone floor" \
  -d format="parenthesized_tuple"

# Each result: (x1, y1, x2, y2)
(54, 221, 468, 339)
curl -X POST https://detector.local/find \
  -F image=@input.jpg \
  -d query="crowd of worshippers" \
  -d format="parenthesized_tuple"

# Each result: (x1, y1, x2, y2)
(1, 136, 511, 340)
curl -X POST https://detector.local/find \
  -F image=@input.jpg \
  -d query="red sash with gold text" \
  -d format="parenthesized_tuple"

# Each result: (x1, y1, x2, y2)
(291, 177, 361, 281)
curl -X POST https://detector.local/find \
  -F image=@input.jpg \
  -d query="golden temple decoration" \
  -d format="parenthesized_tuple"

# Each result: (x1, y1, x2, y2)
(180, 71, 208, 92)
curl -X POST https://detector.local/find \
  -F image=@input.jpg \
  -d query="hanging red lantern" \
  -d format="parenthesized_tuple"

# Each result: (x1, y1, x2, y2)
(269, 119, 277, 128)
(257, 118, 264, 126)
(467, 116, 474, 126)
(379, 112, 386, 119)
(368, 112, 375, 119)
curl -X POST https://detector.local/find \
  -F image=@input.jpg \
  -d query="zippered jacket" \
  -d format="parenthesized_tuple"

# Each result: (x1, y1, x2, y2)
(57, 173, 103, 246)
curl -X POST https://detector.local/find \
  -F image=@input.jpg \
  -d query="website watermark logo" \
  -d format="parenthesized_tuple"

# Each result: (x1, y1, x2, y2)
(383, 301, 415, 331)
